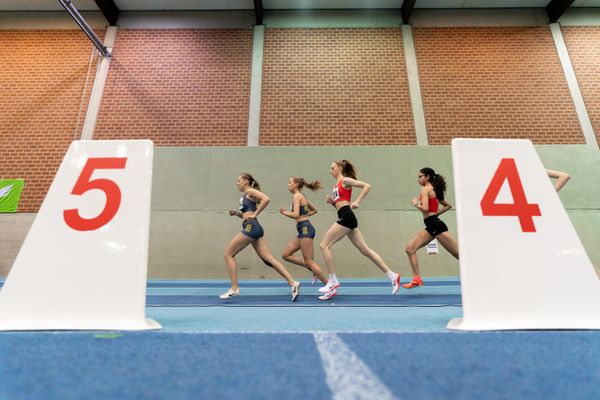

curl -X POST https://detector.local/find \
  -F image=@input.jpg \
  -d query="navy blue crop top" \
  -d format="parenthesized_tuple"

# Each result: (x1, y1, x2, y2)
(239, 195, 257, 213)
(291, 194, 309, 216)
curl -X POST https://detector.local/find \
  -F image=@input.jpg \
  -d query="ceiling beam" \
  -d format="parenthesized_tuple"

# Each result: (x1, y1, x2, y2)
(546, 0, 575, 23)
(254, 0, 263, 26)
(94, 0, 119, 26)
(401, 0, 416, 24)
(59, 0, 110, 57)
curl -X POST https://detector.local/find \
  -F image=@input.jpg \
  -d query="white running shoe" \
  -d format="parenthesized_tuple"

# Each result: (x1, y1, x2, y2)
(318, 289, 337, 301)
(291, 281, 300, 302)
(318, 280, 340, 293)
(219, 288, 240, 299)
(392, 273, 401, 295)
(311, 274, 318, 286)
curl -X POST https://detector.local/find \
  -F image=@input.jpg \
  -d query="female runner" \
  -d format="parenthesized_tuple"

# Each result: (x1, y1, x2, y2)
(403, 167, 459, 289)
(279, 176, 328, 286)
(220, 173, 300, 301)
(318, 160, 401, 300)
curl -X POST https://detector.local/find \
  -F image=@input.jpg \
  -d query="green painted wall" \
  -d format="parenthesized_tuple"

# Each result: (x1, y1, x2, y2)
(148, 145, 600, 279)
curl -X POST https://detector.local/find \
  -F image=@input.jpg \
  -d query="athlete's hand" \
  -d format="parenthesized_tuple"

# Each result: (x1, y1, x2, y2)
(228, 209, 238, 216)
(279, 207, 286, 215)
(410, 198, 419, 206)
(325, 196, 334, 205)
(351, 201, 360, 209)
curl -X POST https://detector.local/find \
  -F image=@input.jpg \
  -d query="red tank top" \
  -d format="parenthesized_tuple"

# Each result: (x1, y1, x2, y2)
(428, 197, 439, 213)
(331, 180, 352, 204)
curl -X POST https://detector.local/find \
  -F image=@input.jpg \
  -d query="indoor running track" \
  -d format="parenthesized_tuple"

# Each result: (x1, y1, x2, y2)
(1, 277, 599, 400)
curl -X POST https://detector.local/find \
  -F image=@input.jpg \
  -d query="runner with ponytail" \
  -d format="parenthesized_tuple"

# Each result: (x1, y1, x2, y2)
(404, 167, 459, 289)
(279, 176, 328, 287)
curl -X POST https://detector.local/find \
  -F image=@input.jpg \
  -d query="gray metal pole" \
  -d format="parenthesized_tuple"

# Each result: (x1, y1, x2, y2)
(58, 0, 111, 58)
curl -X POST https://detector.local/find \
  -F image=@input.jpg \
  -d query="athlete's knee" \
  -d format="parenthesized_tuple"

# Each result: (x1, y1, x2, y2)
(281, 253, 293, 262)
(224, 252, 234, 261)
(260, 257, 274, 268)
(320, 241, 331, 252)
(405, 245, 416, 255)
(358, 246, 371, 256)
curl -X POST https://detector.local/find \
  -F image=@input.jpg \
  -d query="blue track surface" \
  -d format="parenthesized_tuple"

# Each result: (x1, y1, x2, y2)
(147, 293, 461, 306)
(2, 331, 600, 400)
(1, 277, 600, 400)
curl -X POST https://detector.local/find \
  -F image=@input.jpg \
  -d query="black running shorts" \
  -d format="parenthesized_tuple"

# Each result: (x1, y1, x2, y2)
(336, 205, 358, 230)
(424, 215, 448, 237)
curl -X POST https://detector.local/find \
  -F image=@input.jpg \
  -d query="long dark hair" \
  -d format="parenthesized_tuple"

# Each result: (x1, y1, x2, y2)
(420, 167, 446, 201)
(240, 172, 261, 192)
(292, 176, 322, 192)
(334, 159, 357, 180)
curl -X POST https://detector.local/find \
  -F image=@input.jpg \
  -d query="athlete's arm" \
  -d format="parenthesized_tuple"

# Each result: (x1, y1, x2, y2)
(437, 200, 453, 216)
(343, 177, 371, 209)
(306, 198, 318, 216)
(546, 169, 571, 192)
(279, 193, 301, 219)
(228, 209, 243, 219)
(245, 188, 270, 218)
(414, 187, 430, 212)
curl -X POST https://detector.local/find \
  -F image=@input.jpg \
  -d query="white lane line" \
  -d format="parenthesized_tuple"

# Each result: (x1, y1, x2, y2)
(313, 331, 399, 400)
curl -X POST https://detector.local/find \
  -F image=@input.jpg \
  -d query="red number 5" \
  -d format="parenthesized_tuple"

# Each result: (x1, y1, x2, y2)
(64, 157, 127, 231)
(480, 158, 541, 232)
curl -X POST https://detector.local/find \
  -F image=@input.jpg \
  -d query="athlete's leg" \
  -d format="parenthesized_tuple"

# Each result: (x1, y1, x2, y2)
(223, 233, 254, 290)
(437, 232, 459, 259)
(281, 237, 307, 268)
(405, 230, 434, 277)
(347, 228, 392, 274)
(319, 223, 351, 275)
(252, 238, 296, 286)
(300, 237, 327, 284)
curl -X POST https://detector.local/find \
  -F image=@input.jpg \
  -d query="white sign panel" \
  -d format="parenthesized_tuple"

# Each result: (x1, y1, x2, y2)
(448, 139, 600, 330)
(0, 140, 161, 330)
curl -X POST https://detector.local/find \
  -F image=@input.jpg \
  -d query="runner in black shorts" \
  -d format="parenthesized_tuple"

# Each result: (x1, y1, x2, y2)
(279, 176, 328, 287)
(404, 167, 459, 289)
(318, 159, 401, 300)
(221, 173, 300, 302)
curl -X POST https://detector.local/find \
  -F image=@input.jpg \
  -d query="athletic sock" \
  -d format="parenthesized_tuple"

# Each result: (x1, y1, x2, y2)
(328, 274, 338, 283)
(386, 271, 397, 282)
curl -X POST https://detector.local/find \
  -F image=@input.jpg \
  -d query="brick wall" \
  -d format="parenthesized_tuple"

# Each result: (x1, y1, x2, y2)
(562, 26, 600, 145)
(260, 28, 415, 145)
(0, 30, 99, 212)
(413, 27, 584, 145)
(94, 29, 253, 146)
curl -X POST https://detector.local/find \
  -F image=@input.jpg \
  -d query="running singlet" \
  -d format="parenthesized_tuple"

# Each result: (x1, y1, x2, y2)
(239, 195, 257, 213)
(428, 197, 439, 213)
(291, 194, 310, 216)
(331, 180, 352, 204)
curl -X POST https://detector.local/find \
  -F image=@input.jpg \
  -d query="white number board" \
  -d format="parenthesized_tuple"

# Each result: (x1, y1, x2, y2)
(0, 140, 161, 330)
(448, 139, 600, 330)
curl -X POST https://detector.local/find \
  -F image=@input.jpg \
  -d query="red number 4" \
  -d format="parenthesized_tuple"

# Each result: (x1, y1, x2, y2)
(480, 158, 541, 232)
(64, 157, 127, 232)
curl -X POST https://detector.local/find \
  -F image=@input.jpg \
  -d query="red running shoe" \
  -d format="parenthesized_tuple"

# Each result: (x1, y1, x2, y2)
(402, 277, 424, 289)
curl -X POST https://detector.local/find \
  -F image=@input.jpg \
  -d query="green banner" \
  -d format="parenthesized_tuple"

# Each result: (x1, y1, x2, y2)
(0, 179, 25, 213)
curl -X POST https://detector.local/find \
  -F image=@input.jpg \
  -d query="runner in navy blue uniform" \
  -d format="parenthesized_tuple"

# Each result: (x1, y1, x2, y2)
(279, 176, 328, 287)
(221, 173, 300, 301)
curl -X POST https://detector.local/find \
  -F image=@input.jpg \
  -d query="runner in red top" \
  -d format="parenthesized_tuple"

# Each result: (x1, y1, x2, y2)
(318, 159, 401, 300)
(404, 167, 459, 289)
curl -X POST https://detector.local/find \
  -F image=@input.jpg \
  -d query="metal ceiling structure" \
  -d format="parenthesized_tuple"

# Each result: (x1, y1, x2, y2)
(94, 0, 119, 25)
(1, 0, 597, 56)
(1, 0, 599, 11)
(58, 0, 111, 56)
